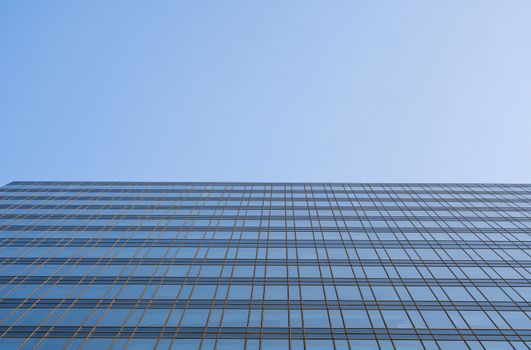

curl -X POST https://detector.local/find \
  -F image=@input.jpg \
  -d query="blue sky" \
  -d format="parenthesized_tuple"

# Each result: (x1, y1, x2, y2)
(1, 1, 531, 184)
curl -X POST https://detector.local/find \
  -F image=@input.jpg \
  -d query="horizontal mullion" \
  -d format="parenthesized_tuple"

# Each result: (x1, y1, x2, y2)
(1, 257, 527, 267)
(2, 195, 529, 204)
(0, 204, 525, 212)
(2, 213, 530, 223)
(1, 275, 528, 287)
(3, 186, 530, 196)
(2, 225, 527, 235)
(0, 298, 528, 311)
(0, 325, 530, 341)
(1, 237, 528, 249)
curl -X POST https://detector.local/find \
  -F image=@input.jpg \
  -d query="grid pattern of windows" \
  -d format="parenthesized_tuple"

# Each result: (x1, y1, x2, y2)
(0, 181, 530, 349)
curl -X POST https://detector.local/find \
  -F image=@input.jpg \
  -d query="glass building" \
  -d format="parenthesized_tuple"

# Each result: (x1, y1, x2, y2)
(0, 181, 530, 350)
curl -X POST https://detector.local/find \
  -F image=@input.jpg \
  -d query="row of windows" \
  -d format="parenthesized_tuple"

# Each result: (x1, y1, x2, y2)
(5, 182, 530, 193)
(9, 180, 528, 189)
(2, 191, 528, 201)
(2, 300, 527, 314)
(3, 228, 529, 242)
(2, 205, 528, 216)
(2, 298, 528, 313)
(3, 306, 531, 330)
(20, 189, 492, 200)
(2, 191, 529, 203)
(3, 235, 526, 245)
(3, 214, 530, 226)
(4, 276, 526, 288)
(5, 238, 530, 251)
(5, 183, 530, 192)
(2, 200, 526, 214)
(15, 271, 531, 290)
(5, 230, 530, 244)
(1, 245, 529, 261)
(1, 280, 530, 302)
(2, 222, 529, 235)
(0, 337, 529, 350)
(4, 338, 529, 350)
(3, 208, 530, 220)
(4, 183, 527, 195)
(3, 328, 527, 343)
(2, 257, 528, 269)
(3, 262, 531, 281)
(3, 194, 529, 205)
(2, 201, 525, 212)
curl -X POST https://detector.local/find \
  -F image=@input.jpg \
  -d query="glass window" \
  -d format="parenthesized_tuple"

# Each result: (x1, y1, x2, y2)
(342, 310, 371, 328)
(461, 311, 496, 329)
(180, 309, 209, 326)
(221, 309, 249, 327)
(336, 286, 361, 300)
(372, 286, 399, 300)
(98, 309, 131, 326)
(381, 310, 412, 328)
(301, 286, 324, 300)
(140, 309, 169, 326)
(407, 286, 436, 301)
(191, 285, 216, 299)
(265, 286, 287, 300)
(228, 285, 252, 299)
(303, 310, 330, 327)
(216, 339, 245, 350)
(261, 340, 289, 350)
(480, 287, 510, 301)
(263, 310, 288, 327)
(443, 287, 473, 301)
(500, 311, 531, 329)
(421, 310, 454, 329)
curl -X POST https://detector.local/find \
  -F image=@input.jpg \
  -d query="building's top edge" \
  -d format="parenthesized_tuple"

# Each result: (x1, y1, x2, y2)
(5, 180, 531, 186)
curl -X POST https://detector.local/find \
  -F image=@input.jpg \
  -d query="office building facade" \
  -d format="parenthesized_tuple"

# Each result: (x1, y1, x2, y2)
(0, 181, 530, 349)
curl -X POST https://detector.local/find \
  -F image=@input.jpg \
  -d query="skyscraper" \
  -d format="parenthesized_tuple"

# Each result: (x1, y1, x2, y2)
(0, 181, 530, 349)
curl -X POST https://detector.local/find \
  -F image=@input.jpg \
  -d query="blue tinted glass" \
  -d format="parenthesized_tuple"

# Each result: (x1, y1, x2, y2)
(1, 182, 530, 347)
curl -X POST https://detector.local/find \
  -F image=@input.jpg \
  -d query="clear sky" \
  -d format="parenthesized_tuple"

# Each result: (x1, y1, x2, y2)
(1, 1, 531, 185)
